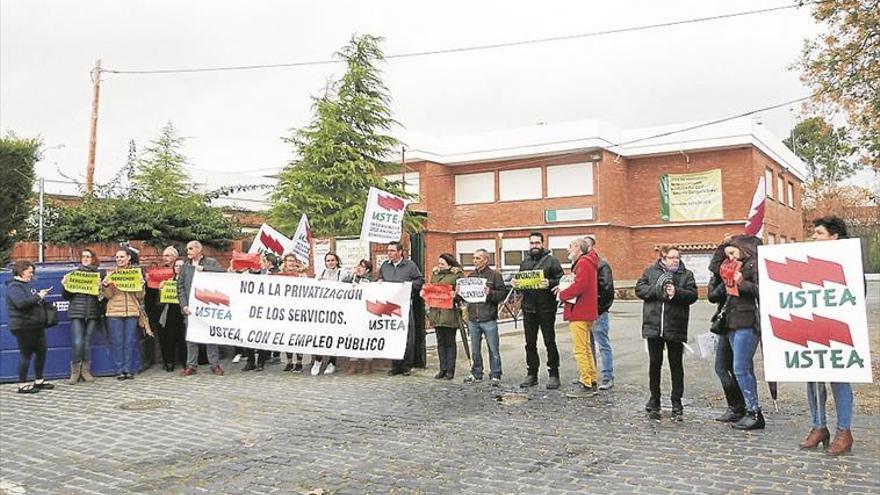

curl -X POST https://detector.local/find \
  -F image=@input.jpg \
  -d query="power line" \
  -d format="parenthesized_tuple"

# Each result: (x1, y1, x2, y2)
(103, 2, 822, 75)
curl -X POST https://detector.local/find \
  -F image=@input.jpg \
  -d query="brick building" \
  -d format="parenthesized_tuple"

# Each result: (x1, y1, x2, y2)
(396, 116, 806, 286)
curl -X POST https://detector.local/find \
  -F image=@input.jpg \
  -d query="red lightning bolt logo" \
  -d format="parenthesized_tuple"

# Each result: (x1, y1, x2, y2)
(769, 314, 853, 348)
(377, 194, 405, 212)
(259, 231, 285, 255)
(195, 289, 230, 307)
(366, 300, 402, 317)
(764, 257, 846, 288)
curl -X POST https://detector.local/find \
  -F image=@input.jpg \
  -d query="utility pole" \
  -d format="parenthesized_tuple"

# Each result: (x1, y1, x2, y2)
(400, 145, 406, 188)
(85, 59, 102, 194)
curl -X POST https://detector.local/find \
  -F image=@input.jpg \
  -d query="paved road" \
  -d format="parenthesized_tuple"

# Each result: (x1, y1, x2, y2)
(1, 283, 878, 495)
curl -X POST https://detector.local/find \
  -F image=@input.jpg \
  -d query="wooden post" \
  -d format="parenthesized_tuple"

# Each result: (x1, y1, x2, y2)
(85, 59, 102, 194)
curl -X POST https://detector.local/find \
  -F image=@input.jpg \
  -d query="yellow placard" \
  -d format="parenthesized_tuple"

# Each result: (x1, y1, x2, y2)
(159, 280, 179, 304)
(62, 271, 100, 296)
(107, 268, 144, 292)
(512, 270, 545, 290)
(661, 169, 723, 221)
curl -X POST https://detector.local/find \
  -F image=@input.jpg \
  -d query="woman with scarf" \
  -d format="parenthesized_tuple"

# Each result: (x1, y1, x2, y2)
(102, 249, 145, 380)
(423, 253, 464, 380)
(635, 244, 697, 421)
(717, 236, 765, 430)
(62, 249, 102, 384)
(157, 257, 187, 372)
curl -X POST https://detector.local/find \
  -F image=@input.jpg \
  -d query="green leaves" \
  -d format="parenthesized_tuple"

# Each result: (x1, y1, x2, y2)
(0, 134, 42, 264)
(270, 34, 421, 237)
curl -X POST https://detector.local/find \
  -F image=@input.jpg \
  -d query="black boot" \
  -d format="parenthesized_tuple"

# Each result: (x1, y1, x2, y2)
(732, 410, 765, 430)
(445, 345, 457, 379)
(520, 375, 538, 387)
(436, 344, 448, 379)
(645, 397, 661, 420)
(715, 407, 746, 422)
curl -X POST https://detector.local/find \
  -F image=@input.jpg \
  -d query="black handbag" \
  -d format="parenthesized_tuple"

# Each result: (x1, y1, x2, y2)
(710, 296, 730, 335)
(42, 300, 59, 327)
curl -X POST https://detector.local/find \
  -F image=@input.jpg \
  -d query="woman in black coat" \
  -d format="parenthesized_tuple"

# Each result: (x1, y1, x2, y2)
(708, 239, 746, 422)
(5, 260, 55, 393)
(62, 249, 102, 384)
(635, 244, 698, 421)
(158, 258, 187, 372)
(717, 235, 765, 431)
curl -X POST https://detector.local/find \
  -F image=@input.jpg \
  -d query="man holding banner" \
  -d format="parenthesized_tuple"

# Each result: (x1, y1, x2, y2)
(179, 240, 226, 377)
(515, 232, 565, 390)
(378, 241, 424, 376)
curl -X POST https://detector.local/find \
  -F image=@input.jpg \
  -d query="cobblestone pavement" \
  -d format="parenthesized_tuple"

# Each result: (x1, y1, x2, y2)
(1, 287, 878, 495)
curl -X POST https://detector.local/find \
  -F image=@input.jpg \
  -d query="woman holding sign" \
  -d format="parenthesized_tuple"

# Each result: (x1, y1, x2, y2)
(62, 249, 102, 384)
(718, 236, 765, 431)
(103, 249, 145, 380)
(423, 253, 464, 380)
(157, 258, 187, 372)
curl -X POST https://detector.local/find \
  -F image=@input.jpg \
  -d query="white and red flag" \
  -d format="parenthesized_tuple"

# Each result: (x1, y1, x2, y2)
(248, 223, 294, 257)
(290, 214, 312, 265)
(360, 186, 409, 243)
(744, 176, 766, 237)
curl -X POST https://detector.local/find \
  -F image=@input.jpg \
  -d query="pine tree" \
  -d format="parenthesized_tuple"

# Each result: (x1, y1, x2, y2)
(132, 121, 194, 202)
(270, 34, 417, 236)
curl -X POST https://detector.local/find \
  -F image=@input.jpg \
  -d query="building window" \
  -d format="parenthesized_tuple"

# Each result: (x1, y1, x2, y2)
(767, 233, 776, 244)
(546, 163, 593, 197)
(780, 236, 787, 244)
(777, 175, 785, 204)
(765, 169, 774, 199)
(456, 239, 496, 268)
(548, 235, 587, 267)
(501, 238, 530, 270)
(499, 168, 542, 201)
(787, 181, 795, 207)
(455, 172, 495, 204)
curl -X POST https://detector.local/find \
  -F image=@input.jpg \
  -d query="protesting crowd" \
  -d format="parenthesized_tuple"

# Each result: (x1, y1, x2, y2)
(4, 215, 862, 456)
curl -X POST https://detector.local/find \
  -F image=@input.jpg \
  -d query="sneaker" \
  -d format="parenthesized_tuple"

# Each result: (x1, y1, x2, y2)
(17, 384, 40, 394)
(715, 407, 745, 422)
(463, 374, 482, 383)
(598, 379, 614, 390)
(283, 363, 294, 372)
(732, 410, 765, 431)
(565, 382, 598, 399)
(311, 361, 322, 376)
(490, 377, 501, 387)
(324, 363, 336, 375)
(181, 367, 197, 376)
(232, 353, 242, 363)
(210, 365, 224, 376)
(117, 374, 127, 381)
(293, 363, 303, 373)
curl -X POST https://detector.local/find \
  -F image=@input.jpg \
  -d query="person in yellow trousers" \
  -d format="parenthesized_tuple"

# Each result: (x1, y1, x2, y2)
(555, 238, 600, 398)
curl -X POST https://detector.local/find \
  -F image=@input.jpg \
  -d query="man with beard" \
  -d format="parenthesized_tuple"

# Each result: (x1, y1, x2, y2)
(515, 232, 565, 390)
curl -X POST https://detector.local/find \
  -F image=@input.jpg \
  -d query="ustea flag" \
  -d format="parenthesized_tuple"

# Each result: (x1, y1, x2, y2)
(249, 223, 293, 257)
(360, 187, 408, 243)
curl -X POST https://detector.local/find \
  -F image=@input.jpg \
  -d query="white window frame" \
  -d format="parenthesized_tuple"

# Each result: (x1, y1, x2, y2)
(777, 175, 785, 204)
(499, 168, 542, 201)
(549, 234, 586, 268)
(787, 181, 794, 207)
(456, 239, 496, 269)
(501, 237, 531, 270)
(765, 169, 774, 199)
(546, 163, 594, 197)
(455, 172, 495, 205)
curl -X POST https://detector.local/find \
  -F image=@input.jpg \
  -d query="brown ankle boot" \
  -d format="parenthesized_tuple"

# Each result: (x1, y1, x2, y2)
(68, 362, 82, 385)
(799, 427, 830, 449)
(826, 429, 853, 456)
(81, 361, 95, 382)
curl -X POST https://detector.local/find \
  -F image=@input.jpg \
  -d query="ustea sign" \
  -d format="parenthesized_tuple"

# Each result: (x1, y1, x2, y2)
(758, 238, 872, 383)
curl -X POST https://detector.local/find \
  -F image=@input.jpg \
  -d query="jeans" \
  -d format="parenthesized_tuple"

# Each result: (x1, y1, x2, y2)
(523, 310, 559, 377)
(70, 318, 99, 363)
(108, 317, 139, 375)
(647, 337, 684, 405)
(570, 320, 597, 386)
(728, 328, 761, 413)
(468, 319, 502, 379)
(807, 382, 854, 431)
(714, 330, 745, 411)
(590, 312, 613, 382)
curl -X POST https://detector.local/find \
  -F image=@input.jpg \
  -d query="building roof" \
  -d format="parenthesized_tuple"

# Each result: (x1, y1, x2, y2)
(401, 116, 807, 180)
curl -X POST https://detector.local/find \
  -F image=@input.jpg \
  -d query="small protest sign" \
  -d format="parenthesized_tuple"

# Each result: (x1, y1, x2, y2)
(159, 280, 179, 304)
(146, 267, 174, 289)
(107, 268, 143, 292)
(456, 277, 487, 303)
(232, 250, 262, 272)
(557, 274, 576, 304)
(360, 187, 409, 244)
(249, 223, 294, 257)
(62, 271, 100, 296)
(512, 270, 544, 290)
(422, 284, 455, 309)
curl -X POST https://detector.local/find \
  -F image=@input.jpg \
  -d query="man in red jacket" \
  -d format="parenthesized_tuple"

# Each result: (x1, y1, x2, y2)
(555, 238, 600, 398)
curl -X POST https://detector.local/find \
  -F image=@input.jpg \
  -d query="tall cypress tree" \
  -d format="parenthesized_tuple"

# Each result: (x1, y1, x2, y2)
(270, 34, 417, 236)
